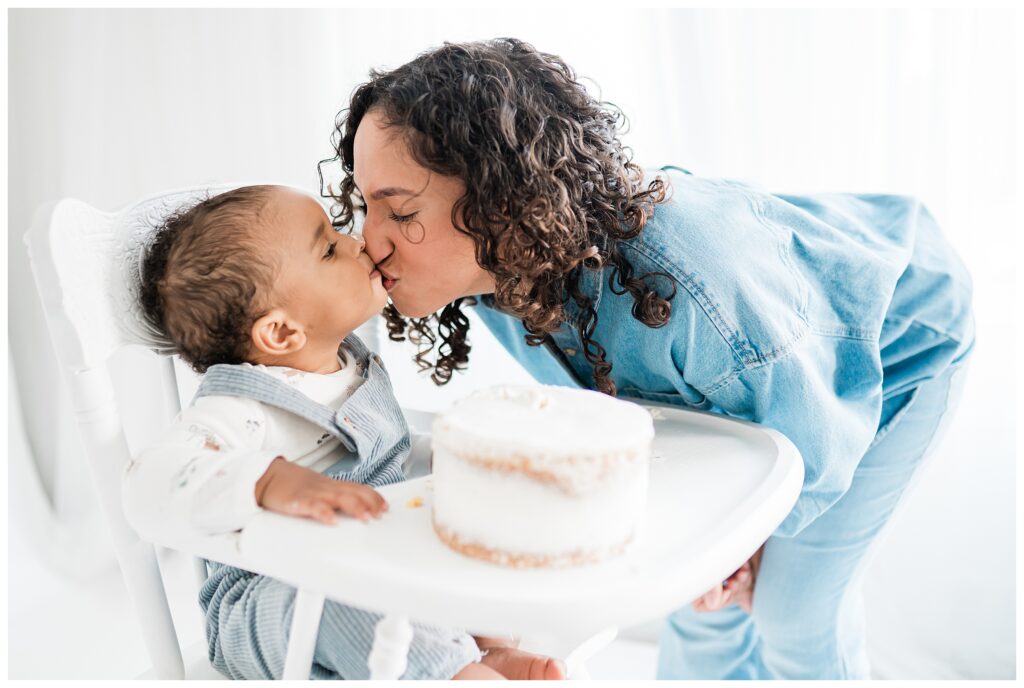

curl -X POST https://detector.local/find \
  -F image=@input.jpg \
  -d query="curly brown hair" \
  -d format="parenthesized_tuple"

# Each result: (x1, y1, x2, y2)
(139, 185, 279, 374)
(327, 38, 674, 395)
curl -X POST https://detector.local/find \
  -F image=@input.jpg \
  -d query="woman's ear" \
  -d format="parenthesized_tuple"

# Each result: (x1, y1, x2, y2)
(250, 308, 307, 357)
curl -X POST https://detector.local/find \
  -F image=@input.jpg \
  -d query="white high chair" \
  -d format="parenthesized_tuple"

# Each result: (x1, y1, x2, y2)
(25, 185, 805, 681)
(23, 184, 397, 679)
(24, 184, 604, 681)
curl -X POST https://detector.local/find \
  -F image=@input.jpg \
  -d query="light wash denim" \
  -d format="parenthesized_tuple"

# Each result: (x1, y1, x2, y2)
(657, 359, 969, 678)
(473, 168, 975, 678)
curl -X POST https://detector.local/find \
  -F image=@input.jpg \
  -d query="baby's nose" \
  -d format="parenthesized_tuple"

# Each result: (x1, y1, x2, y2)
(348, 234, 367, 254)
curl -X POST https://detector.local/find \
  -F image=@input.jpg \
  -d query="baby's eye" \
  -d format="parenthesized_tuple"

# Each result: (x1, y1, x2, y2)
(323, 242, 337, 260)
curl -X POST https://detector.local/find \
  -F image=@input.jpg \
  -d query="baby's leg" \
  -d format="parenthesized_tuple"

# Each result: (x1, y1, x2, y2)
(200, 564, 481, 679)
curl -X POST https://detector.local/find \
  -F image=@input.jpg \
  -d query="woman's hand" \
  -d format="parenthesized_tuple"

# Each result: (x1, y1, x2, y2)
(693, 543, 765, 613)
(254, 456, 388, 525)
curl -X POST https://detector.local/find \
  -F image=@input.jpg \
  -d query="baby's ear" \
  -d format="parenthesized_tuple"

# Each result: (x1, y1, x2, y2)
(251, 309, 307, 357)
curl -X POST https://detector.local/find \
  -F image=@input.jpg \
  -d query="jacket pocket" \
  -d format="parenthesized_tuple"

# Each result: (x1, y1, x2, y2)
(868, 386, 921, 450)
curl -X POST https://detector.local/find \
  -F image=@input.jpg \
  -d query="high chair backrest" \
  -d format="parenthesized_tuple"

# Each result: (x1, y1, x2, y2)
(24, 183, 243, 679)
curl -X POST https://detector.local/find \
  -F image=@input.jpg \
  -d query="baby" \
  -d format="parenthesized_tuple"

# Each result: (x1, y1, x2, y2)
(124, 185, 564, 680)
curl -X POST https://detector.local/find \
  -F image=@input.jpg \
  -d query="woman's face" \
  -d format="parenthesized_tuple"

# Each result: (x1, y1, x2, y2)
(353, 109, 495, 318)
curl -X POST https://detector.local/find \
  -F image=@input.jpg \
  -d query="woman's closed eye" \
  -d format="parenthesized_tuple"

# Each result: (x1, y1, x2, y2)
(355, 194, 417, 224)
(389, 210, 419, 224)
(322, 241, 337, 260)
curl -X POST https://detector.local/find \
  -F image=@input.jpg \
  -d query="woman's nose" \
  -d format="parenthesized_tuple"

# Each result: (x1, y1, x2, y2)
(361, 219, 392, 265)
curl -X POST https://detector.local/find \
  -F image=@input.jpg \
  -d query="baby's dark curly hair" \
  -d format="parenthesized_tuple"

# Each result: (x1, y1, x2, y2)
(327, 37, 674, 395)
(139, 185, 279, 374)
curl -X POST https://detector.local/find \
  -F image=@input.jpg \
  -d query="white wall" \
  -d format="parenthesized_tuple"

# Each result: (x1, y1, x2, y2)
(7, 8, 1016, 678)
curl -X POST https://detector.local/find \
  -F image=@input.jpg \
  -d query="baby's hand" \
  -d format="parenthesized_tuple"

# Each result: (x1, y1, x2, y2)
(254, 457, 388, 525)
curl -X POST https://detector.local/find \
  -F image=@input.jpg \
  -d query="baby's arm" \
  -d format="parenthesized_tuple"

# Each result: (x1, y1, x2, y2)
(255, 456, 387, 525)
(121, 395, 281, 542)
(122, 395, 388, 543)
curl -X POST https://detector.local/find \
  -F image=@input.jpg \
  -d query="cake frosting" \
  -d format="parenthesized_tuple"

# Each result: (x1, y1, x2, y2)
(431, 384, 653, 568)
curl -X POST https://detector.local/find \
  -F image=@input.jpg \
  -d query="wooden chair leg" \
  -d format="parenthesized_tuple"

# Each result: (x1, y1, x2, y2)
(282, 589, 325, 679)
(368, 614, 413, 679)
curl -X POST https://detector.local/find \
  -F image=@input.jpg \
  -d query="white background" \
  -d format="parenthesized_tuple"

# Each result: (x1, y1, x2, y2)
(7, 8, 1017, 679)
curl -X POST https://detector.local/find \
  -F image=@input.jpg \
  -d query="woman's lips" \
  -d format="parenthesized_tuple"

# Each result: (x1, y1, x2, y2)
(377, 266, 398, 292)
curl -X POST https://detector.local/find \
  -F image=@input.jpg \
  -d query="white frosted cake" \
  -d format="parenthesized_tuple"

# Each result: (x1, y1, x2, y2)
(431, 384, 653, 568)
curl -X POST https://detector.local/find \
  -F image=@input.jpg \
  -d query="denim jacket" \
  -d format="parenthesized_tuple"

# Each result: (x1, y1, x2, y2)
(474, 169, 975, 538)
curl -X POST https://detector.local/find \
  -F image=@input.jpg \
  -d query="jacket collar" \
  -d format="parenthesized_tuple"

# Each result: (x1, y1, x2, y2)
(562, 258, 605, 329)
(562, 230, 609, 329)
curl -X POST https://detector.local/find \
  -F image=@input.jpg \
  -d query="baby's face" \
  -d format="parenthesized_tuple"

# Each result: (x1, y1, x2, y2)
(261, 187, 388, 345)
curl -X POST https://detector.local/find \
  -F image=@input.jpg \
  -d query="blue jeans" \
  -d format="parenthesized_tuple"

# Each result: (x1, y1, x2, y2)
(657, 360, 971, 679)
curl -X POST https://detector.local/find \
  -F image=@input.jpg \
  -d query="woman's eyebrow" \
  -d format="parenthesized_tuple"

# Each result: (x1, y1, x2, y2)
(369, 186, 414, 201)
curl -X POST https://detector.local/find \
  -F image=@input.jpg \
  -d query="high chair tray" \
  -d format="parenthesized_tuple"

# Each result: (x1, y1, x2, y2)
(237, 402, 802, 639)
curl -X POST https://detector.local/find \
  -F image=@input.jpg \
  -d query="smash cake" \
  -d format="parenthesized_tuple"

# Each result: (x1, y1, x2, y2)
(430, 384, 653, 568)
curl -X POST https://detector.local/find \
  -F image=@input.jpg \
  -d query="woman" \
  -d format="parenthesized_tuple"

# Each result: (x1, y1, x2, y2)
(326, 38, 974, 679)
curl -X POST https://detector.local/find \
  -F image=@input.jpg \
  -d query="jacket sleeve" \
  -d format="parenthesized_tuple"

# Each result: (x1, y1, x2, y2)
(121, 395, 282, 542)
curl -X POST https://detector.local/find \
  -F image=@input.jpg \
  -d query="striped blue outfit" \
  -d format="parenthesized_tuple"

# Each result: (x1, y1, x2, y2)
(194, 334, 480, 679)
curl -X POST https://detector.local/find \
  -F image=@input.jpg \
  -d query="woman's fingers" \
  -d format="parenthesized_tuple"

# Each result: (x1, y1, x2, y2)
(722, 562, 751, 591)
(694, 584, 725, 611)
(695, 559, 758, 612)
(725, 564, 751, 592)
(707, 586, 722, 608)
(736, 590, 753, 613)
(695, 570, 748, 612)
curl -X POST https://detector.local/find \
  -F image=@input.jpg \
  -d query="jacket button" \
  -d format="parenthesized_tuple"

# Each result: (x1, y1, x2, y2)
(563, 347, 577, 356)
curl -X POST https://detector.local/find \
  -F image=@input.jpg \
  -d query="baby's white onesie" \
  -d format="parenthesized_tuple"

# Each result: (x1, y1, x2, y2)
(121, 345, 427, 543)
